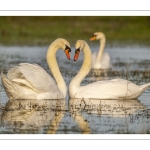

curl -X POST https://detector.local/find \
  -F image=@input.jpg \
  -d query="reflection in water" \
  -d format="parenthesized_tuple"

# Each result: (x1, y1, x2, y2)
(1, 99, 66, 134)
(0, 98, 150, 134)
(1, 45, 150, 133)
(90, 69, 111, 81)
(69, 98, 150, 134)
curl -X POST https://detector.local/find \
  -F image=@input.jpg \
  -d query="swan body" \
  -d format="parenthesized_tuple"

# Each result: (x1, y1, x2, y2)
(90, 32, 111, 69)
(1, 38, 71, 100)
(69, 40, 150, 99)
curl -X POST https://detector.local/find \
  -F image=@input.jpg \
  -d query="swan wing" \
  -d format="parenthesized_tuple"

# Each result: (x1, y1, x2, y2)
(92, 52, 97, 65)
(101, 52, 111, 68)
(7, 63, 59, 93)
(92, 52, 111, 69)
(79, 79, 141, 99)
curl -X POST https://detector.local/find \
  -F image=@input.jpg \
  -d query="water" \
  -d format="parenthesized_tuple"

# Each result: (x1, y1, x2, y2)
(0, 44, 150, 134)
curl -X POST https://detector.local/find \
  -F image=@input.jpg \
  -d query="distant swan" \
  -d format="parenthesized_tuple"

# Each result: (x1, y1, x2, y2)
(1, 38, 71, 100)
(69, 40, 150, 99)
(89, 32, 111, 69)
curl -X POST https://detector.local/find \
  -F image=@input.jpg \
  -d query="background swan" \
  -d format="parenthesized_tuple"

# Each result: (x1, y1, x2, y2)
(89, 32, 111, 69)
(1, 38, 71, 100)
(69, 40, 150, 99)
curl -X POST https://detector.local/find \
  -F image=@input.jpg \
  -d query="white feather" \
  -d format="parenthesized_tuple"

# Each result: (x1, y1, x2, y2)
(90, 32, 112, 69)
(69, 40, 150, 99)
(1, 38, 70, 100)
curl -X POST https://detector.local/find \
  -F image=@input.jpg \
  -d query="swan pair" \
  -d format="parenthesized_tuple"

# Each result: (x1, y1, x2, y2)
(1, 38, 150, 100)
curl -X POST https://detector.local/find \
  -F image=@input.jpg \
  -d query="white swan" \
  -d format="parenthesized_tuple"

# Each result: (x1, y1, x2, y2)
(1, 38, 71, 100)
(69, 40, 150, 99)
(89, 32, 111, 69)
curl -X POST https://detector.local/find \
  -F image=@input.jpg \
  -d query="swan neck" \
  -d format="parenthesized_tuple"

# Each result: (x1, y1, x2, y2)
(46, 43, 66, 98)
(96, 37, 106, 62)
(69, 43, 92, 90)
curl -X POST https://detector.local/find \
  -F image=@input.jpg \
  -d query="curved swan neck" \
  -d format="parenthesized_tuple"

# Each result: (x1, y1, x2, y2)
(46, 42, 66, 98)
(96, 37, 106, 62)
(69, 42, 92, 89)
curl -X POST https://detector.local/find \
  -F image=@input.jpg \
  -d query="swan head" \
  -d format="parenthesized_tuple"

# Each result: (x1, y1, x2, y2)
(55, 38, 71, 60)
(74, 40, 85, 61)
(89, 32, 105, 41)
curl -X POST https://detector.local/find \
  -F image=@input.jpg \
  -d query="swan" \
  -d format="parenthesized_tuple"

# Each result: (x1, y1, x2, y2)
(1, 38, 71, 100)
(89, 32, 111, 69)
(69, 40, 150, 99)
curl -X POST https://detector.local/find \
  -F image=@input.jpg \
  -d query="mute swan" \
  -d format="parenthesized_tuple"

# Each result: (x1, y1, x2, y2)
(1, 38, 71, 100)
(89, 32, 111, 69)
(69, 40, 150, 99)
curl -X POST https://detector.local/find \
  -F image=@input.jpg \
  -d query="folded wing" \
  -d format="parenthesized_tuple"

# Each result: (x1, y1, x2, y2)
(7, 63, 60, 93)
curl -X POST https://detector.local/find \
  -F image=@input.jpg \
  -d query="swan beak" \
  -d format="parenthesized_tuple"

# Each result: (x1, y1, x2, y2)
(74, 49, 80, 61)
(89, 35, 96, 41)
(64, 45, 71, 60)
(65, 49, 71, 60)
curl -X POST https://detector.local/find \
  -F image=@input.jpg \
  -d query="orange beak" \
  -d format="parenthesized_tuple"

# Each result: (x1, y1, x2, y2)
(65, 49, 70, 60)
(89, 35, 96, 41)
(74, 51, 80, 61)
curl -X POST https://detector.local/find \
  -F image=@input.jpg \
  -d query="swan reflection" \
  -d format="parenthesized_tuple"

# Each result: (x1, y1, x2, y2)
(69, 98, 146, 117)
(1, 99, 66, 134)
(90, 69, 111, 81)
(69, 98, 150, 134)
(1, 98, 150, 134)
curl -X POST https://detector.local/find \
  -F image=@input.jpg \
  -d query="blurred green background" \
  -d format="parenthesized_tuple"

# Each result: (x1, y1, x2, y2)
(0, 16, 150, 46)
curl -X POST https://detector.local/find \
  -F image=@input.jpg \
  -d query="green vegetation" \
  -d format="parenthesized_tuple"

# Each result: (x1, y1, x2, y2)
(0, 16, 150, 46)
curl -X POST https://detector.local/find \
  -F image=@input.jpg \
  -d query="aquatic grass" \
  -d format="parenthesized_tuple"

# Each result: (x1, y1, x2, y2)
(0, 16, 150, 46)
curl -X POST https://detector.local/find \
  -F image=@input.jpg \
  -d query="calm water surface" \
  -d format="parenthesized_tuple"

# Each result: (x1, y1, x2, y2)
(0, 44, 150, 134)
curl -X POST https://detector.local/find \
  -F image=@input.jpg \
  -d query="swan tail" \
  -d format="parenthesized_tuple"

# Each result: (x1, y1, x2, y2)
(1, 73, 16, 99)
(140, 83, 150, 93)
(1, 72, 11, 87)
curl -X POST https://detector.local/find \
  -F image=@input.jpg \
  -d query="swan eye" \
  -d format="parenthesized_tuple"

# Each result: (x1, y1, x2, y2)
(89, 34, 96, 41)
(75, 48, 80, 53)
(65, 45, 71, 52)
